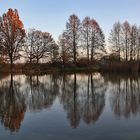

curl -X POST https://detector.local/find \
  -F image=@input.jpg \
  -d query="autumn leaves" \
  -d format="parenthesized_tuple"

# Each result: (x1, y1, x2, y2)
(1, 8, 139, 72)
(0, 9, 25, 70)
(0, 9, 106, 70)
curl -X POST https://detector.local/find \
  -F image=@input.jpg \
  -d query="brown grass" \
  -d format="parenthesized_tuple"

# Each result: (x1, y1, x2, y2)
(100, 61, 139, 72)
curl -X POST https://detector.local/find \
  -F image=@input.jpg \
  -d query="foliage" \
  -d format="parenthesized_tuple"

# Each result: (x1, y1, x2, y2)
(0, 9, 25, 69)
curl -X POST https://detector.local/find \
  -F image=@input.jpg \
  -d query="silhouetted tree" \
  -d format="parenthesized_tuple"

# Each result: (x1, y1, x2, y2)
(50, 42, 59, 63)
(65, 14, 81, 64)
(90, 19, 106, 61)
(25, 29, 54, 64)
(130, 25, 137, 60)
(109, 21, 140, 61)
(82, 17, 91, 63)
(109, 22, 122, 61)
(23, 28, 36, 63)
(122, 21, 131, 61)
(137, 27, 140, 60)
(58, 32, 72, 66)
(0, 9, 25, 71)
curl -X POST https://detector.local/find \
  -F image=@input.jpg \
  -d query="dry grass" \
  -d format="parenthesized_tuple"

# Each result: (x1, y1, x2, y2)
(100, 61, 139, 72)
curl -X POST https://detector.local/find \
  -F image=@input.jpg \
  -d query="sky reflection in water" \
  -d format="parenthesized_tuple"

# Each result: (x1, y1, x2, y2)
(0, 73, 140, 140)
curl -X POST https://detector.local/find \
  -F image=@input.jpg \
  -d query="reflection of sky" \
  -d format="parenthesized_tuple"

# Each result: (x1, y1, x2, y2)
(0, 73, 140, 139)
(1, 0, 140, 42)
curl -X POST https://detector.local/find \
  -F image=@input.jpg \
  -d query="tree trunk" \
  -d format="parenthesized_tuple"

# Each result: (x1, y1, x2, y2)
(87, 32, 89, 64)
(137, 49, 140, 61)
(73, 35, 76, 64)
(126, 37, 128, 61)
(36, 58, 39, 64)
(118, 32, 121, 61)
(62, 51, 65, 67)
(130, 44, 133, 61)
(91, 36, 94, 62)
(36, 58, 40, 72)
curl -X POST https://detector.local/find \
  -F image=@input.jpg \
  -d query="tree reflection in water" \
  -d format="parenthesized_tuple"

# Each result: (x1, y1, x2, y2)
(60, 73, 107, 128)
(0, 74, 60, 132)
(0, 73, 107, 131)
(82, 74, 106, 124)
(25, 74, 59, 111)
(0, 73, 140, 132)
(0, 74, 26, 132)
(109, 74, 140, 118)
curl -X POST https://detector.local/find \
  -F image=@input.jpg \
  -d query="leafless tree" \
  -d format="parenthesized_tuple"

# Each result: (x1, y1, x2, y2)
(58, 32, 73, 66)
(65, 14, 81, 64)
(108, 22, 122, 61)
(24, 29, 54, 64)
(82, 17, 91, 63)
(122, 21, 131, 61)
(24, 28, 36, 63)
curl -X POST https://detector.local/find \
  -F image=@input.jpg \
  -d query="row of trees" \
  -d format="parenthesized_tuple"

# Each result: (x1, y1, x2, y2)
(24, 29, 58, 64)
(1, 8, 140, 71)
(58, 15, 106, 65)
(0, 9, 59, 71)
(0, 9, 106, 71)
(109, 21, 140, 61)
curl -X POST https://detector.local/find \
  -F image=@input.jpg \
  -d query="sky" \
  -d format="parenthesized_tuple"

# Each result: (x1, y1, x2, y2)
(0, 0, 140, 42)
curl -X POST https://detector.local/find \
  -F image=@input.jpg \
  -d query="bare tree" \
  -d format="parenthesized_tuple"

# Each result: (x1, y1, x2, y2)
(90, 19, 106, 61)
(130, 25, 137, 61)
(122, 21, 131, 61)
(50, 42, 59, 63)
(24, 29, 53, 64)
(109, 21, 140, 61)
(24, 28, 36, 63)
(137, 27, 140, 60)
(58, 32, 72, 66)
(82, 17, 91, 63)
(109, 22, 122, 61)
(65, 14, 81, 64)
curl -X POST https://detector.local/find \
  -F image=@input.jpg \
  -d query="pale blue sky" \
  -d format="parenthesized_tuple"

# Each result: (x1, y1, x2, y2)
(0, 0, 140, 41)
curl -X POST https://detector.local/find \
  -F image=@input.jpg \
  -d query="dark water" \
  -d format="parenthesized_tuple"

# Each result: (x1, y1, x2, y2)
(0, 73, 140, 140)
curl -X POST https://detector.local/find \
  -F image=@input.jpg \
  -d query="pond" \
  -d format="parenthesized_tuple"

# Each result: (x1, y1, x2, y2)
(0, 73, 140, 140)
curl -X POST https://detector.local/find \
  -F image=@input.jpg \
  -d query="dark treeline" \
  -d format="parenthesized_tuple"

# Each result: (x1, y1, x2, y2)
(58, 15, 106, 66)
(109, 21, 140, 61)
(0, 9, 140, 72)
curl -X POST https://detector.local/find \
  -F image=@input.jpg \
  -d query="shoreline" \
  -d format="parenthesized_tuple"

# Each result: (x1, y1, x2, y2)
(0, 61, 139, 74)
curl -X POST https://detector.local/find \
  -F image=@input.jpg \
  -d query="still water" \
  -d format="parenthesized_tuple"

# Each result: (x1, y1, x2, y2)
(0, 73, 140, 140)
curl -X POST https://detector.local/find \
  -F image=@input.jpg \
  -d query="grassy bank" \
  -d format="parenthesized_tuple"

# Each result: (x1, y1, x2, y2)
(23, 66, 100, 75)
(100, 61, 139, 72)
(0, 61, 139, 74)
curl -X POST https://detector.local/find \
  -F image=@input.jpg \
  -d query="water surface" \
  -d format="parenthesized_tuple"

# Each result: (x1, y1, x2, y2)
(0, 73, 140, 140)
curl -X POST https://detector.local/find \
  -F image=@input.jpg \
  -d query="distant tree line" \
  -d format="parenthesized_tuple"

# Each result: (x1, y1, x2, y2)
(109, 21, 140, 61)
(0, 8, 140, 71)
